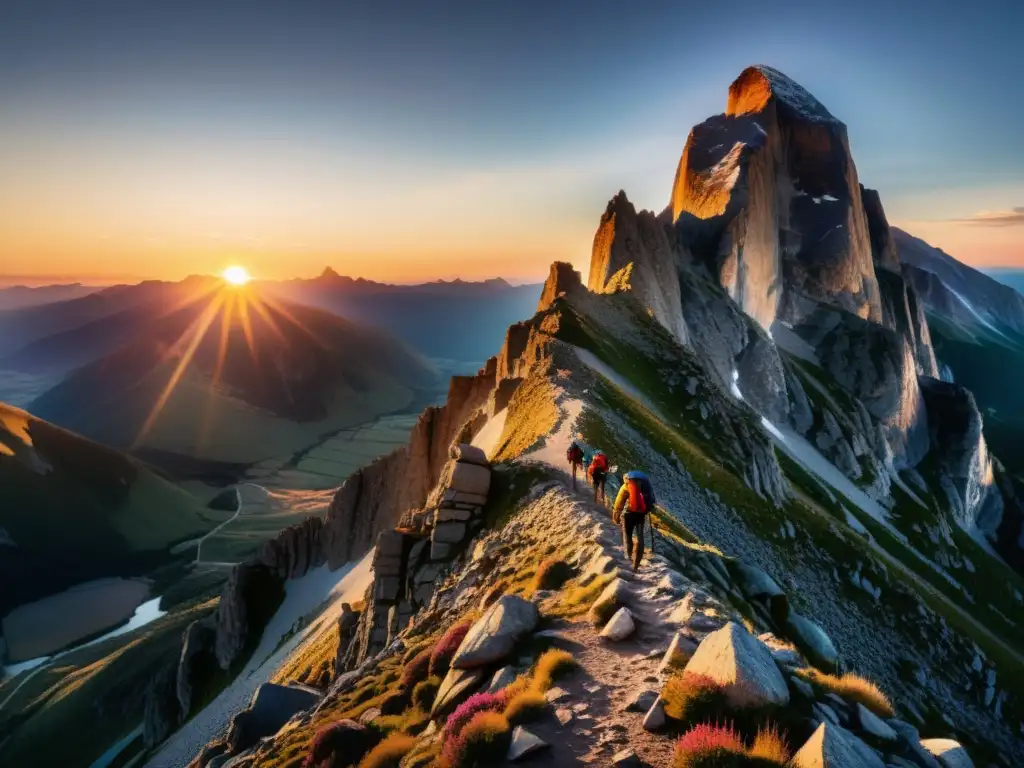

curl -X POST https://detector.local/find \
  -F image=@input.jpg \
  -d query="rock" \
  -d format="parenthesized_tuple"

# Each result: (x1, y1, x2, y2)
(759, 632, 804, 667)
(814, 703, 841, 727)
(588, 578, 632, 626)
(920, 739, 974, 768)
(432, 667, 486, 718)
(555, 708, 574, 725)
(537, 261, 585, 312)
(432, 522, 468, 544)
(452, 595, 539, 669)
(177, 616, 217, 718)
(507, 727, 549, 761)
(226, 683, 322, 755)
(793, 722, 885, 768)
(683, 622, 790, 707)
(642, 697, 666, 731)
(487, 666, 518, 693)
(600, 607, 636, 641)
(785, 612, 839, 672)
(888, 720, 942, 768)
(624, 689, 659, 713)
(358, 707, 381, 724)
(143, 658, 181, 748)
(257, 515, 326, 580)
(732, 562, 786, 605)
(335, 603, 361, 674)
(215, 562, 285, 671)
(790, 675, 816, 700)
(446, 461, 492, 497)
(611, 749, 643, 767)
(450, 443, 489, 466)
(545, 687, 569, 703)
(856, 703, 897, 742)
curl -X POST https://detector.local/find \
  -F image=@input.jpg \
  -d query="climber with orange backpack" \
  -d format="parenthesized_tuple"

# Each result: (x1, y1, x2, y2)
(566, 441, 585, 489)
(587, 450, 610, 504)
(612, 471, 656, 570)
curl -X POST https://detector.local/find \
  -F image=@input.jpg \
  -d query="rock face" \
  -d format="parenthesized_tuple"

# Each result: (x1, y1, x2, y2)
(215, 562, 284, 670)
(538, 261, 584, 312)
(683, 622, 790, 707)
(225, 683, 322, 756)
(589, 191, 688, 345)
(451, 595, 539, 669)
(919, 378, 999, 534)
(143, 659, 182, 749)
(178, 616, 218, 717)
(920, 738, 975, 768)
(257, 516, 325, 580)
(672, 65, 882, 329)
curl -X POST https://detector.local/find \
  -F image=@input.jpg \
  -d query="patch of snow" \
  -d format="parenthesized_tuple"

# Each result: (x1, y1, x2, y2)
(729, 369, 743, 400)
(949, 288, 1008, 338)
(845, 510, 869, 536)
(145, 553, 374, 768)
(823, 195, 839, 202)
(754, 65, 837, 124)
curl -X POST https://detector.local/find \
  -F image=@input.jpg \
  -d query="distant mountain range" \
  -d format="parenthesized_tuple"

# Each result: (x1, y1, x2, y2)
(0, 283, 99, 311)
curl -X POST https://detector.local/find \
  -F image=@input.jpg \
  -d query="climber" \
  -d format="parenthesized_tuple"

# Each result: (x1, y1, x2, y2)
(612, 470, 656, 570)
(567, 440, 585, 489)
(587, 450, 610, 504)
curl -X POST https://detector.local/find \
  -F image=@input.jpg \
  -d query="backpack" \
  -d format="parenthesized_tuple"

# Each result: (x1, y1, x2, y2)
(626, 477, 648, 513)
(591, 453, 608, 472)
(567, 444, 583, 463)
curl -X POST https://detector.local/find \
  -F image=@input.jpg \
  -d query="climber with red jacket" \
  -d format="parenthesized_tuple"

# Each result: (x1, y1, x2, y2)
(612, 471, 656, 570)
(567, 441, 585, 489)
(587, 450, 610, 504)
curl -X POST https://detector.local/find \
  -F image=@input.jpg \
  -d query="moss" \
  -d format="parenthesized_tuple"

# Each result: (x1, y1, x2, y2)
(412, 676, 441, 711)
(796, 669, 894, 718)
(442, 711, 512, 768)
(503, 690, 548, 725)
(661, 672, 732, 726)
(530, 649, 577, 693)
(357, 733, 418, 768)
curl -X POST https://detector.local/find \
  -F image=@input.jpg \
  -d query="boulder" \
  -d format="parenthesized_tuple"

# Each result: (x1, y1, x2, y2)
(658, 632, 698, 674)
(588, 578, 633, 626)
(784, 613, 839, 672)
(226, 683, 322, 754)
(855, 703, 897, 742)
(600, 608, 636, 641)
(642, 697, 666, 731)
(624, 689, 659, 713)
(452, 595, 539, 669)
(487, 666, 518, 693)
(793, 722, 885, 768)
(215, 562, 285, 671)
(683, 622, 790, 707)
(431, 667, 486, 718)
(507, 727, 549, 761)
(447, 461, 492, 497)
(888, 721, 942, 768)
(450, 443, 489, 466)
(611, 749, 643, 767)
(920, 739, 974, 768)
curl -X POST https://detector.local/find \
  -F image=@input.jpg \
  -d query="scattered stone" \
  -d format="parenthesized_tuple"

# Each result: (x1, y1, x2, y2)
(920, 739, 975, 768)
(792, 722, 885, 768)
(642, 697, 666, 731)
(856, 703, 897, 742)
(611, 748, 643, 767)
(791, 675, 816, 699)
(431, 667, 486, 717)
(658, 632, 697, 674)
(624, 689, 659, 713)
(683, 622, 790, 707)
(786, 612, 839, 672)
(759, 632, 804, 667)
(584, 683, 603, 694)
(358, 707, 381, 724)
(507, 727, 549, 761)
(814, 703, 841, 726)
(589, 578, 633, 626)
(555, 708, 574, 725)
(452, 595, 539, 669)
(600, 607, 636, 641)
(888, 720, 942, 768)
(545, 687, 569, 703)
(572, 703, 589, 713)
(487, 666, 518, 693)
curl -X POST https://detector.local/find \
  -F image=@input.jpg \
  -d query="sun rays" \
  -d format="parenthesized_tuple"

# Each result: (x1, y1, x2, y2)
(131, 277, 321, 451)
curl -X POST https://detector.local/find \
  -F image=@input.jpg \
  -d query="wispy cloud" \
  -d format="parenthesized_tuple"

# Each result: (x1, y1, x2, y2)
(950, 207, 1024, 227)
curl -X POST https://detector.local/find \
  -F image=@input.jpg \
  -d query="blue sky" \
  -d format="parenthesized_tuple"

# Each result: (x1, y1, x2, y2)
(1, 0, 1021, 282)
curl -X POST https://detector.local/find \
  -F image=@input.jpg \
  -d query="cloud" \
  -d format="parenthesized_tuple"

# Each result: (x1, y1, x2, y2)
(951, 207, 1024, 227)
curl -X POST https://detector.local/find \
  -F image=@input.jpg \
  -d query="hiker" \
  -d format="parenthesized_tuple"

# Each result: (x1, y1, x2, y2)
(612, 470, 656, 570)
(567, 441, 584, 489)
(587, 450, 609, 504)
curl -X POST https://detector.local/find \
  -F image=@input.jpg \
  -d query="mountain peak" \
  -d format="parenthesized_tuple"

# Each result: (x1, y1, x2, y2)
(727, 65, 838, 124)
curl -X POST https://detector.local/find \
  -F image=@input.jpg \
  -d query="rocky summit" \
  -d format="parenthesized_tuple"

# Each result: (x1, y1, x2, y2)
(107, 66, 1024, 768)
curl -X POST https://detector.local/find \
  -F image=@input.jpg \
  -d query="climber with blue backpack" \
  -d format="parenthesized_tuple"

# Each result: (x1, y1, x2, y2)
(612, 470, 656, 570)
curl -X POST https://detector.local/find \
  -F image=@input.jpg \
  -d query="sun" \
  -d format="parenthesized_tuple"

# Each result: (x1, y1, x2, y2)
(222, 265, 251, 286)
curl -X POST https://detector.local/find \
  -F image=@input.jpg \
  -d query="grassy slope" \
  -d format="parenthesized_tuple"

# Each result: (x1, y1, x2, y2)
(550, 296, 1024, 761)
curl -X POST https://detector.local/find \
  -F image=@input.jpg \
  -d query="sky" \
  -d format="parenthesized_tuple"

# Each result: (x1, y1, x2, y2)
(1, 0, 1022, 285)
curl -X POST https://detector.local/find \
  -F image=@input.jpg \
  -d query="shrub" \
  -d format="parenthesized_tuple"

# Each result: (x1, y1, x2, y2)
(357, 733, 418, 768)
(401, 649, 432, 688)
(796, 669, 895, 719)
(661, 672, 731, 726)
(531, 649, 577, 692)
(304, 719, 376, 768)
(503, 690, 548, 725)
(402, 641, 430, 664)
(445, 691, 508, 741)
(442, 711, 512, 768)
(673, 724, 745, 768)
(430, 621, 472, 677)
(749, 725, 791, 764)
(412, 676, 441, 711)
(402, 739, 441, 768)
(532, 559, 575, 591)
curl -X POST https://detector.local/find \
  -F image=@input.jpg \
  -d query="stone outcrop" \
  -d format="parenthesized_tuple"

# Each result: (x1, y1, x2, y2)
(919, 378, 1000, 534)
(589, 191, 688, 345)
(672, 65, 882, 329)
(215, 562, 284, 671)
(257, 516, 325, 580)
(451, 595, 539, 668)
(225, 683, 322, 756)
(178, 616, 218, 717)
(537, 261, 584, 312)
(143, 659, 182, 749)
